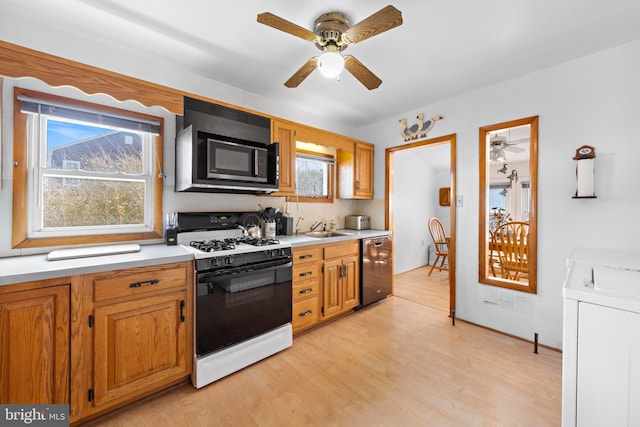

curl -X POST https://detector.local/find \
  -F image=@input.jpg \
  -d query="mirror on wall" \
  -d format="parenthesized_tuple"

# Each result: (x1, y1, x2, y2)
(479, 116, 538, 293)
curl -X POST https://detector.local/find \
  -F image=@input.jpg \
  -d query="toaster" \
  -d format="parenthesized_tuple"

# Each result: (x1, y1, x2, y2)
(345, 215, 371, 230)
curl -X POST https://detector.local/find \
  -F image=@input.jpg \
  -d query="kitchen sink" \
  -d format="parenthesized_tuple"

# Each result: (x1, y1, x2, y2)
(304, 231, 353, 238)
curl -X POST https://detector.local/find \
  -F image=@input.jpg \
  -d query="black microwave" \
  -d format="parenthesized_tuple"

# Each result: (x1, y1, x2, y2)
(207, 138, 270, 182)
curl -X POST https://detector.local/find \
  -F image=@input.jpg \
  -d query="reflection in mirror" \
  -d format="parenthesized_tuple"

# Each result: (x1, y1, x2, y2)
(479, 116, 538, 293)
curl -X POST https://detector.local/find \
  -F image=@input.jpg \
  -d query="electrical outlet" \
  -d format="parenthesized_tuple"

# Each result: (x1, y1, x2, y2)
(456, 195, 463, 207)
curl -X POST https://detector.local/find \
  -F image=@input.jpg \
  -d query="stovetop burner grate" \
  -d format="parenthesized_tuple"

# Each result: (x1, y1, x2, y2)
(189, 239, 236, 252)
(224, 236, 281, 247)
(189, 236, 282, 253)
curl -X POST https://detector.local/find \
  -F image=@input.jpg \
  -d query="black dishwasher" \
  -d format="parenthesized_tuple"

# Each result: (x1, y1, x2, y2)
(359, 236, 393, 307)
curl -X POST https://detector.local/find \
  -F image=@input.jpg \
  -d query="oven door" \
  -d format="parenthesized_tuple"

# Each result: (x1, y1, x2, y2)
(196, 260, 292, 357)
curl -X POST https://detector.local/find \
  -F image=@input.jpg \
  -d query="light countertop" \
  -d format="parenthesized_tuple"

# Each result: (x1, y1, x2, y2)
(0, 229, 391, 287)
(280, 229, 391, 247)
(0, 244, 194, 286)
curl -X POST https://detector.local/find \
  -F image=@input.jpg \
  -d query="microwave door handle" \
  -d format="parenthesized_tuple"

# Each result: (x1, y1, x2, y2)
(253, 149, 259, 177)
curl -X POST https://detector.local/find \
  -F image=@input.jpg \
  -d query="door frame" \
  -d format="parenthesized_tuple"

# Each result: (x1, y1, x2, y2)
(385, 133, 457, 316)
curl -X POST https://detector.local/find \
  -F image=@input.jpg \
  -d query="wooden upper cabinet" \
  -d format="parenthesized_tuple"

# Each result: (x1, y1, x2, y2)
(270, 120, 296, 196)
(0, 280, 70, 405)
(338, 141, 374, 199)
(354, 143, 374, 198)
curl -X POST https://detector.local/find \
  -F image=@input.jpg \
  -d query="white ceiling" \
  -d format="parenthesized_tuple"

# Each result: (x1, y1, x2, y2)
(2, 0, 640, 127)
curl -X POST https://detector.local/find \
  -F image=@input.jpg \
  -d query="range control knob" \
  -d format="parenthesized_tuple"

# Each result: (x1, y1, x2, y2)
(224, 256, 234, 265)
(209, 258, 221, 268)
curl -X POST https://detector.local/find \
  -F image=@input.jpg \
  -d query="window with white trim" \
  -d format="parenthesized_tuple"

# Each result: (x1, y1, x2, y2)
(13, 88, 163, 246)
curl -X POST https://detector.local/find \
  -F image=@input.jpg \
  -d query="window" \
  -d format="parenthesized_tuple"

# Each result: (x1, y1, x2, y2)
(12, 88, 164, 248)
(291, 150, 334, 203)
(521, 181, 530, 221)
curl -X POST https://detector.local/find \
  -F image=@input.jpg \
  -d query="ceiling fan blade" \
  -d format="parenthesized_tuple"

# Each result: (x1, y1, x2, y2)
(505, 146, 526, 153)
(257, 12, 318, 42)
(344, 55, 382, 90)
(284, 57, 318, 88)
(342, 5, 403, 45)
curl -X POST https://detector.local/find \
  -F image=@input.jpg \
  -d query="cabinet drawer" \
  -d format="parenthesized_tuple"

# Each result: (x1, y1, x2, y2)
(292, 246, 321, 263)
(292, 263, 319, 284)
(293, 280, 318, 302)
(94, 264, 188, 302)
(292, 297, 318, 331)
(324, 241, 359, 259)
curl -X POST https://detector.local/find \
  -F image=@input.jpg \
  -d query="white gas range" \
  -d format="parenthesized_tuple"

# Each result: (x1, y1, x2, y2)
(175, 212, 293, 389)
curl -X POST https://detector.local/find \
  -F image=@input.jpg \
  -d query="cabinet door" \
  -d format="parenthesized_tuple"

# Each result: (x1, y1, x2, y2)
(577, 302, 640, 426)
(342, 255, 360, 310)
(354, 143, 374, 198)
(92, 290, 189, 408)
(0, 284, 69, 404)
(271, 120, 296, 196)
(322, 259, 342, 317)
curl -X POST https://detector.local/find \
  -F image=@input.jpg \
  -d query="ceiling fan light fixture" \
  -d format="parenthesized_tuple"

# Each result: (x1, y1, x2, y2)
(317, 51, 345, 79)
(490, 148, 507, 163)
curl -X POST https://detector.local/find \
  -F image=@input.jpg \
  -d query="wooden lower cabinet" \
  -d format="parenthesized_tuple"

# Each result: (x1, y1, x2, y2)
(0, 278, 70, 405)
(92, 290, 189, 407)
(71, 261, 193, 423)
(291, 246, 321, 333)
(322, 242, 360, 320)
(292, 241, 360, 333)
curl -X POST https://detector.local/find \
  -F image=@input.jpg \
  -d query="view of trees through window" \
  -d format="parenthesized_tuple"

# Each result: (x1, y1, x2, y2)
(296, 155, 330, 198)
(41, 118, 147, 228)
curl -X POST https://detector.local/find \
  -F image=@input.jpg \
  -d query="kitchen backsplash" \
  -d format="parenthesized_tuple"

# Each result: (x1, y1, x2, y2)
(164, 189, 359, 234)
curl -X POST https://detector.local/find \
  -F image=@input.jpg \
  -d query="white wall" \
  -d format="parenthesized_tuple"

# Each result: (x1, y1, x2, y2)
(393, 148, 434, 274)
(392, 145, 451, 275)
(357, 39, 640, 349)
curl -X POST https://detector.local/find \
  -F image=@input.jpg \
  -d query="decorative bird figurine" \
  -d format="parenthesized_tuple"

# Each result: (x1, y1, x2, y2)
(498, 163, 508, 174)
(398, 118, 419, 141)
(415, 113, 444, 138)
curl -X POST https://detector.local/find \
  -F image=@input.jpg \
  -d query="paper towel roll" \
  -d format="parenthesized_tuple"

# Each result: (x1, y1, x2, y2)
(576, 159, 594, 197)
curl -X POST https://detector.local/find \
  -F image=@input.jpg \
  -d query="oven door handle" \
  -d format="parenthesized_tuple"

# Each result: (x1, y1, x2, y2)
(197, 260, 292, 281)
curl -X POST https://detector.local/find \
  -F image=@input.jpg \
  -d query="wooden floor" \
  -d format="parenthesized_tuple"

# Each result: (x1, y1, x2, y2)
(393, 266, 450, 313)
(85, 266, 562, 427)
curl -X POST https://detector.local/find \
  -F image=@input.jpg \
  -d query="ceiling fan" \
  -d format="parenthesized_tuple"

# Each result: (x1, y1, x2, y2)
(257, 5, 403, 90)
(490, 134, 527, 153)
(489, 133, 527, 163)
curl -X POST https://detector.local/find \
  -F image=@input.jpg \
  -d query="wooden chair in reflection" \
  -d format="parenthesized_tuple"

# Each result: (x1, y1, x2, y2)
(428, 217, 449, 276)
(492, 221, 529, 281)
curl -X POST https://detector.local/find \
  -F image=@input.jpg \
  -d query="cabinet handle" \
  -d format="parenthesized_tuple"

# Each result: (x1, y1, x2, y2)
(299, 310, 313, 317)
(299, 287, 313, 294)
(298, 254, 313, 259)
(129, 279, 159, 288)
(299, 271, 313, 277)
(179, 300, 186, 323)
(355, 180, 360, 190)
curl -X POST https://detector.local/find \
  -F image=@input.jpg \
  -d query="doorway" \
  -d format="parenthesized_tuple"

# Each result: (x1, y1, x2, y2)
(385, 134, 457, 316)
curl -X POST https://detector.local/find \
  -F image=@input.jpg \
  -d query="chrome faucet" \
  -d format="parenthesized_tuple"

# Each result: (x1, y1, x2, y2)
(310, 220, 325, 232)
(295, 216, 304, 235)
